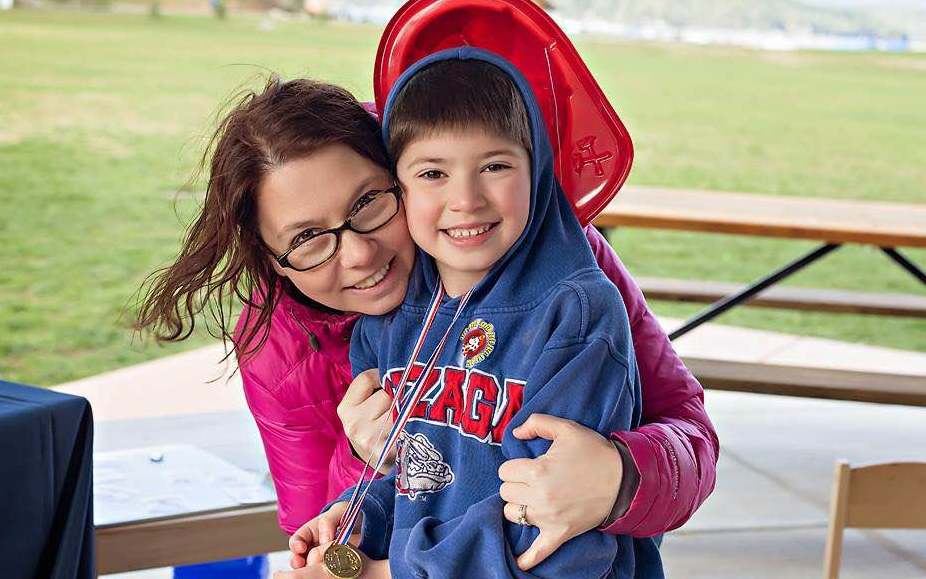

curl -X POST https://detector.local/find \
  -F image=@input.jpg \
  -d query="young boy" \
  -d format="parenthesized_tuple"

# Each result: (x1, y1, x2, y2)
(311, 48, 648, 578)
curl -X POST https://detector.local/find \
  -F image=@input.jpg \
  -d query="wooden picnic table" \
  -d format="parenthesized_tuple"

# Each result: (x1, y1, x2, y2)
(593, 186, 926, 339)
(96, 503, 282, 575)
(93, 411, 287, 575)
(594, 186, 926, 248)
(593, 186, 926, 407)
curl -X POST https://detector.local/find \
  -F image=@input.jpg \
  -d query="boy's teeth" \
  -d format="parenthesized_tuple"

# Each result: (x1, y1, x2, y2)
(446, 224, 492, 239)
(353, 261, 390, 289)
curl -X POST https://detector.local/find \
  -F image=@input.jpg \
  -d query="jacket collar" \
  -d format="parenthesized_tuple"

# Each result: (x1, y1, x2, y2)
(275, 288, 359, 354)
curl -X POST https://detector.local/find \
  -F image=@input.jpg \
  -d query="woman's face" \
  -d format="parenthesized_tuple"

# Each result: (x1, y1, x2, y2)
(257, 144, 415, 315)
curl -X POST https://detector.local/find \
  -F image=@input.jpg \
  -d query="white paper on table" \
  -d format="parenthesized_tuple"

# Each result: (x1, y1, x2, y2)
(93, 444, 276, 526)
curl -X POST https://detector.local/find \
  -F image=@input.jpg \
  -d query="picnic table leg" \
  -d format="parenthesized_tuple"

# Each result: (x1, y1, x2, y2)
(881, 247, 926, 286)
(668, 243, 841, 341)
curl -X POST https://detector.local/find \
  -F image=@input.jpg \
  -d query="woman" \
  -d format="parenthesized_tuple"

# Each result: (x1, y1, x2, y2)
(137, 76, 718, 572)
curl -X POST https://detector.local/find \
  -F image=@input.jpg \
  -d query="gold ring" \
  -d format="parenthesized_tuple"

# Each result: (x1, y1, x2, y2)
(516, 503, 529, 526)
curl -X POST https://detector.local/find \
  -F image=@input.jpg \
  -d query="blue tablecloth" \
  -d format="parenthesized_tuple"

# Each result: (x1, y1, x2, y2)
(0, 380, 94, 579)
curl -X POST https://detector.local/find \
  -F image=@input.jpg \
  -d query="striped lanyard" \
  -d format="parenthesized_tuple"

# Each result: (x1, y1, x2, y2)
(335, 283, 474, 544)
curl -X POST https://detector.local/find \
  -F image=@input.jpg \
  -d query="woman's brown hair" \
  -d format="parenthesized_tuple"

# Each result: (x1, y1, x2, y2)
(136, 75, 389, 360)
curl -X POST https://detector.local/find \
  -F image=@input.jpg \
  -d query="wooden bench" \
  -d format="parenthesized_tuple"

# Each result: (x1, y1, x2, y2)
(637, 277, 926, 318)
(593, 186, 926, 338)
(683, 356, 926, 407)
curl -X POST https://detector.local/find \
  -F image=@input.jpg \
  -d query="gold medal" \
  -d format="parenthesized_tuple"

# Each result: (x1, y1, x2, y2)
(323, 543, 363, 579)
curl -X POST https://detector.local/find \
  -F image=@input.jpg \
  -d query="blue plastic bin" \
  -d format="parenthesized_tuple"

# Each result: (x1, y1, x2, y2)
(173, 555, 268, 579)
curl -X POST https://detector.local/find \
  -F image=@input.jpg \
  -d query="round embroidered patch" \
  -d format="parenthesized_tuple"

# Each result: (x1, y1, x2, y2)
(460, 319, 496, 369)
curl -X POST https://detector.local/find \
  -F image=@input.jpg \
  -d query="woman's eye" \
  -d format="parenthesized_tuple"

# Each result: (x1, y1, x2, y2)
(418, 169, 446, 180)
(294, 229, 318, 245)
(352, 192, 377, 212)
(483, 163, 511, 173)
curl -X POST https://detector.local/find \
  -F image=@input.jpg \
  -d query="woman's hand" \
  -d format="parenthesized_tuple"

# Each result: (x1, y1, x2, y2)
(498, 414, 624, 571)
(288, 501, 350, 569)
(338, 369, 395, 473)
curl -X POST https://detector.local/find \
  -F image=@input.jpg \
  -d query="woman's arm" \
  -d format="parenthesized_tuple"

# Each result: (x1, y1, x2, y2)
(242, 362, 374, 535)
(498, 227, 719, 560)
(236, 296, 373, 535)
(585, 225, 719, 537)
(241, 367, 337, 534)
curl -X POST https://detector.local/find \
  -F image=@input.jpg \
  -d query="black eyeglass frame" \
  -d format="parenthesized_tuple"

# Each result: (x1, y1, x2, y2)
(272, 184, 403, 272)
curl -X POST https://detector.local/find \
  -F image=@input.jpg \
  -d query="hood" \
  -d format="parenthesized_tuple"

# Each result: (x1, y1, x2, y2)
(383, 47, 599, 310)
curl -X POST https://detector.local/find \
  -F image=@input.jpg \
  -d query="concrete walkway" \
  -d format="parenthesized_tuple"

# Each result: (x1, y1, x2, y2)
(55, 318, 926, 578)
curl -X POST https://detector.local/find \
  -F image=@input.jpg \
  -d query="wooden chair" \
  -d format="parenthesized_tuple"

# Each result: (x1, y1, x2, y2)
(823, 460, 926, 578)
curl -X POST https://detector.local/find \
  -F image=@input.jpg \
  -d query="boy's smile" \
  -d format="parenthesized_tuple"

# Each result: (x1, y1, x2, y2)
(443, 222, 498, 246)
(397, 129, 532, 297)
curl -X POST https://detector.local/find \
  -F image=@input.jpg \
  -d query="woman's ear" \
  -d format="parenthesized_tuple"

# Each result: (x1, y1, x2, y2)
(269, 255, 289, 279)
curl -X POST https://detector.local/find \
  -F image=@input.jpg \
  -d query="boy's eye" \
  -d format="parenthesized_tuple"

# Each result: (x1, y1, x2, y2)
(418, 169, 446, 180)
(482, 163, 511, 173)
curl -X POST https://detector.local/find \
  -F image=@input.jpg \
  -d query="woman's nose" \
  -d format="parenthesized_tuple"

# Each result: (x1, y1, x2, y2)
(338, 230, 378, 269)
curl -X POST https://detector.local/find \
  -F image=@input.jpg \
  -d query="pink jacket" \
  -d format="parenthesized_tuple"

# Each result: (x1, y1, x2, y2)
(235, 226, 718, 537)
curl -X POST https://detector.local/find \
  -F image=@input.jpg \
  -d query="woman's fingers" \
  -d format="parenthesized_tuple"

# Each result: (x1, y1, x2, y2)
(517, 530, 567, 571)
(503, 503, 569, 570)
(497, 457, 539, 483)
(339, 370, 394, 464)
(502, 500, 527, 525)
(499, 480, 531, 505)
(508, 417, 624, 549)
(511, 413, 578, 441)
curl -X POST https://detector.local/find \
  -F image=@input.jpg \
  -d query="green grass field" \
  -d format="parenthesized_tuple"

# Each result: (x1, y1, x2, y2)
(1, 9, 924, 386)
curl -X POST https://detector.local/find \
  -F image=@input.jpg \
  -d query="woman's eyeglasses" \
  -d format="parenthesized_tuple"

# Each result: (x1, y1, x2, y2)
(272, 184, 403, 272)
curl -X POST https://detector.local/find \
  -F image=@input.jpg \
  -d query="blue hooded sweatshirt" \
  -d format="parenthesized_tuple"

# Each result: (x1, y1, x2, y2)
(344, 47, 655, 578)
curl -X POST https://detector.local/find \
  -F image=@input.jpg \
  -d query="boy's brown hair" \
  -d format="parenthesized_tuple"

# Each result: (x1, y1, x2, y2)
(386, 59, 532, 164)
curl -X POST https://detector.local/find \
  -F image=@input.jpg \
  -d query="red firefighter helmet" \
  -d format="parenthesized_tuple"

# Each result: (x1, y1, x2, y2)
(374, 0, 633, 226)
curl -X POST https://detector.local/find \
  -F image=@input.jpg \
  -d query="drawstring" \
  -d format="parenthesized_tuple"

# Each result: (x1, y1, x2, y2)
(289, 305, 322, 352)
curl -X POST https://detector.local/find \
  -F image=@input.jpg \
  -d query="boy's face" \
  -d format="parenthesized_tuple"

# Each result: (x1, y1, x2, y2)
(397, 128, 531, 295)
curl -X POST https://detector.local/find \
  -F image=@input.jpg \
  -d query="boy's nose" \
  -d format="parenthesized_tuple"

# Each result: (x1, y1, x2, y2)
(448, 177, 487, 213)
(339, 229, 378, 269)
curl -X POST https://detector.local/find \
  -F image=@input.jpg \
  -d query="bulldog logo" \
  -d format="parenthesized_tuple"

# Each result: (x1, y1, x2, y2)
(395, 431, 454, 500)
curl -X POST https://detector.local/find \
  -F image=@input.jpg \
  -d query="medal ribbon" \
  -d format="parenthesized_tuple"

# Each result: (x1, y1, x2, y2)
(335, 283, 474, 544)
